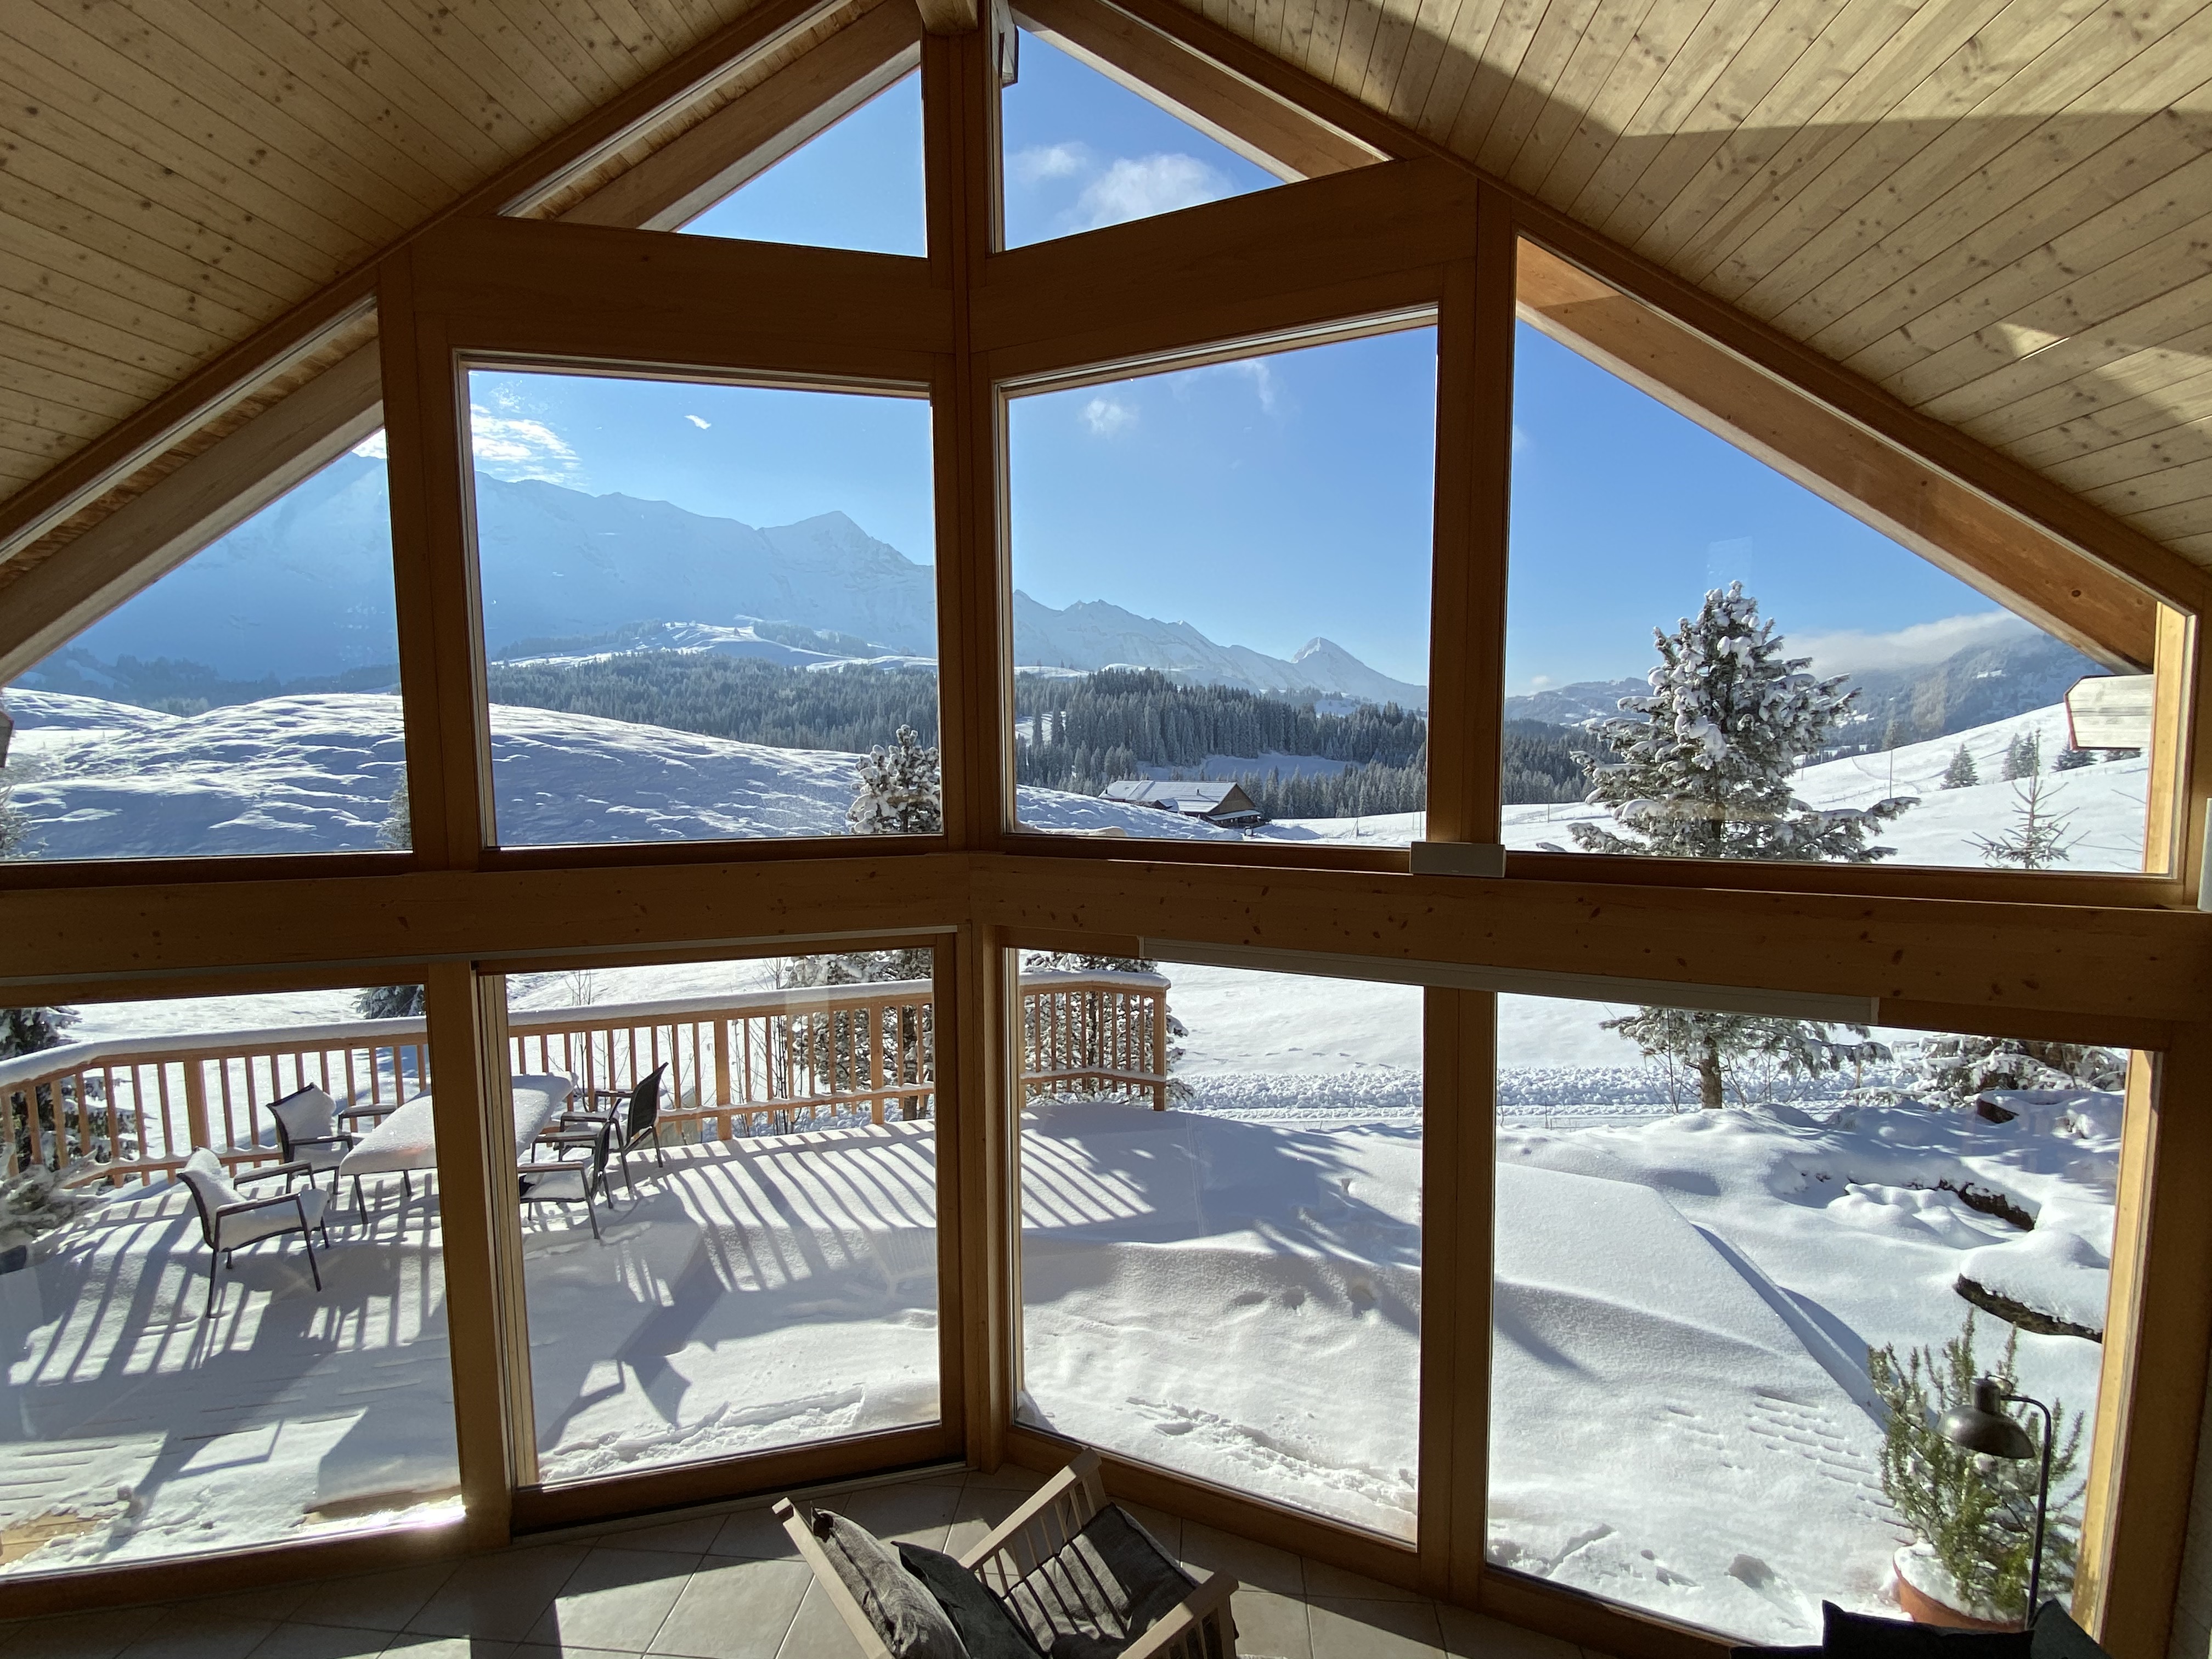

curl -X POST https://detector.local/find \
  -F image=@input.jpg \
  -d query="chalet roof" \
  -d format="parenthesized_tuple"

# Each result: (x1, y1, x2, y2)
(4, 0, 2212, 603)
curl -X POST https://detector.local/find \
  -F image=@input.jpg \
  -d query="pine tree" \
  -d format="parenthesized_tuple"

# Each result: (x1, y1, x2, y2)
(1602, 1006, 1867, 1110)
(377, 777, 411, 850)
(1868, 1312, 2081, 1619)
(2053, 745, 2095, 772)
(0, 784, 26, 859)
(1570, 583, 1915, 862)
(775, 950, 935, 1119)
(2001, 730, 2042, 782)
(354, 984, 426, 1019)
(1942, 746, 1979, 789)
(1973, 774, 2078, 870)
(1910, 1035, 2124, 1108)
(0, 1006, 75, 1059)
(848, 726, 943, 836)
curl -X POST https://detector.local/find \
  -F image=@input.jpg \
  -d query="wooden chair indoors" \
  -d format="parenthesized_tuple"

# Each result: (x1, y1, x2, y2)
(176, 1147, 330, 1322)
(777, 1449, 1238, 1657)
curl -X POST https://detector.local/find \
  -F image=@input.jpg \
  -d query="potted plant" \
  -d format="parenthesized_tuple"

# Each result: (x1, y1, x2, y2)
(0, 1156, 105, 1271)
(1868, 1311, 2081, 1628)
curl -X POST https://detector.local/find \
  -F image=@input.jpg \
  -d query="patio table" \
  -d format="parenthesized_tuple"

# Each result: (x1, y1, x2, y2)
(338, 1074, 575, 1179)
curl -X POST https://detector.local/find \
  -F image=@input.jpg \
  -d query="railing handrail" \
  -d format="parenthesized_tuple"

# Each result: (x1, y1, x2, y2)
(1, 972, 1166, 1092)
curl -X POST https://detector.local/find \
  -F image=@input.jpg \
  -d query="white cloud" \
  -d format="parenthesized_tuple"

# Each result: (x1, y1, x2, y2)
(1528, 674, 1552, 689)
(1076, 154, 1230, 229)
(351, 430, 388, 460)
(1082, 395, 1138, 437)
(1009, 142, 1087, 185)
(1226, 358, 1278, 413)
(685, 414, 710, 429)
(1510, 422, 1528, 454)
(1792, 610, 2037, 675)
(469, 404, 581, 484)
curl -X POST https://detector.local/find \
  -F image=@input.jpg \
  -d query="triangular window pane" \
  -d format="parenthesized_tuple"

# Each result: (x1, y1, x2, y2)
(681, 70, 925, 256)
(1001, 29, 1280, 250)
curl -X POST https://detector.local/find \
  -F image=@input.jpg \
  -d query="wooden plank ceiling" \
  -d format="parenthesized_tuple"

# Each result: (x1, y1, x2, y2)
(7, 0, 2212, 571)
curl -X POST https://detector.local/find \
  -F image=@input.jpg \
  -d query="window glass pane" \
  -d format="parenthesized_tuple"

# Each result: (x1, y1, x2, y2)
(1006, 328, 1435, 848)
(1490, 991, 2119, 1639)
(1, 982, 460, 1576)
(1506, 256, 2154, 874)
(1000, 30, 1280, 250)
(1017, 954, 1422, 1538)
(681, 70, 925, 257)
(467, 368, 937, 849)
(498, 947, 940, 1483)
(5, 438, 407, 862)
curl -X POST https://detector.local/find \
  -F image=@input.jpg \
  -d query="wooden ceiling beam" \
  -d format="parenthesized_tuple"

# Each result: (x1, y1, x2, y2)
(0, 0, 846, 572)
(1012, 0, 1383, 182)
(1516, 239, 2162, 673)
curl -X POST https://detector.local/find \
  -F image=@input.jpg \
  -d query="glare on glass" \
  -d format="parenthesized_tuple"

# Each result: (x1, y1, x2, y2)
(1505, 264, 2152, 874)
(0, 984, 459, 1572)
(1015, 954, 1422, 1538)
(462, 367, 938, 849)
(496, 947, 941, 1482)
(1488, 990, 2114, 1638)
(2, 441, 407, 863)
(1005, 327, 1436, 849)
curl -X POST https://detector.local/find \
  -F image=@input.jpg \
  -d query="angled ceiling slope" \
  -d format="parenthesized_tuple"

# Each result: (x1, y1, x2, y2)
(5, 0, 2212, 609)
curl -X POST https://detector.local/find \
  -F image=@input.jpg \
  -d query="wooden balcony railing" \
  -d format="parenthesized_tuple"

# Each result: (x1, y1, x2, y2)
(1, 971, 1171, 1183)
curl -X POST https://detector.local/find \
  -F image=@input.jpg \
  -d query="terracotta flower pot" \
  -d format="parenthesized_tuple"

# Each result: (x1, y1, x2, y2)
(1893, 1556, 2021, 1631)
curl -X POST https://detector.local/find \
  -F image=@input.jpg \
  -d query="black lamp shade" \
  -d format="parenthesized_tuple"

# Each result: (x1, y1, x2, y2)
(1938, 1377, 2038, 1460)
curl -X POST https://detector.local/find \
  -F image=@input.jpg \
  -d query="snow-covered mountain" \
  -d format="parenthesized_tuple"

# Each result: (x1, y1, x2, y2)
(1507, 628, 2104, 746)
(44, 455, 1426, 709)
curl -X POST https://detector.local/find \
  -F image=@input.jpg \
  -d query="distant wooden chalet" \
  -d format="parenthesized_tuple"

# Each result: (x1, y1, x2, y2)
(1103, 780, 1265, 828)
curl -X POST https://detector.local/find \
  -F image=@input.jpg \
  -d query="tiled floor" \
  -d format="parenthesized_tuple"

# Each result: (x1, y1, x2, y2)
(0, 1466, 1608, 1659)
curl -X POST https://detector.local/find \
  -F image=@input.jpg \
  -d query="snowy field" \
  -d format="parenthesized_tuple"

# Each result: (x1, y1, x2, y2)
(2, 687, 2146, 868)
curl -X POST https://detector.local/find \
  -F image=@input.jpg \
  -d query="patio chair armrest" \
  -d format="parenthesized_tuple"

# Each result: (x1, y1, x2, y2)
(957, 1450, 1108, 1578)
(293, 1133, 355, 1151)
(235, 1161, 314, 1184)
(1117, 1570, 1237, 1659)
(772, 1499, 896, 1659)
(517, 1150, 595, 1175)
(337, 1105, 390, 1124)
(212, 1190, 310, 1219)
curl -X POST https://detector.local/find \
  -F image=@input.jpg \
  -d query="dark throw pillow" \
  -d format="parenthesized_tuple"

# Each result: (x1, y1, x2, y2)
(900, 1542, 1045, 1659)
(1825, 1602, 2033, 1659)
(809, 1508, 968, 1659)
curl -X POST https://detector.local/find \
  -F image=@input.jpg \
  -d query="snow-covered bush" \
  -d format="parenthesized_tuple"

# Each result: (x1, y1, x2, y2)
(1868, 1312, 2080, 1620)
(0, 1156, 104, 1254)
(1570, 583, 1915, 863)
(848, 726, 942, 836)
(1942, 747, 1979, 789)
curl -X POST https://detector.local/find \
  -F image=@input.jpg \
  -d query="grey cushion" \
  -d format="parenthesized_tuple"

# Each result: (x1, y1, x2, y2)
(1003, 1505, 1199, 1659)
(810, 1509, 967, 1659)
(899, 1543, 1043, 1659)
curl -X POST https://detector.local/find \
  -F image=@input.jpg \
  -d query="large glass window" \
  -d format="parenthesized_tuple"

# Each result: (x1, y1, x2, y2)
(4, 437, 407, 862)
(1000, 29, 1280, 250)
(1506, 248, 2161, 875)
(1005, 327, 1436, 848)
(465, 367, 938, 849)
(1016, 952, 1422, 1538)
(681, 70, 925, 257)
(496, 946, 941, 1484)
(1490, 990, 2118, 1639)
(0, 981, 459, 1576)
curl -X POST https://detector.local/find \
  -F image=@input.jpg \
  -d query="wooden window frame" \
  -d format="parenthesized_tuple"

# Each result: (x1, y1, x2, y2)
(3, 7, 2211, 1659)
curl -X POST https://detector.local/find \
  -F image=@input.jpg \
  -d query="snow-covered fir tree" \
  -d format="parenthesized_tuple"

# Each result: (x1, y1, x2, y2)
(1571, 583, 1915, 862)
(1603, 1006, 1870, 1111)
(2054, 745, 2095, 772)
(1973, 774, 2078, 870)
(1020, 952, 1188, 1103)
(377, 777, 411, 850)
(1908, 1035, 2124, 1109)
(848, 726, 943, 836)
(354, 983, 426, 1019)
(0, 785, 26, 858)
(2001, 731, 2041, 782)
(0, 1005, 75, 1059)
(776, 949, 936, 1119)
(1942, 746, 1979, 789)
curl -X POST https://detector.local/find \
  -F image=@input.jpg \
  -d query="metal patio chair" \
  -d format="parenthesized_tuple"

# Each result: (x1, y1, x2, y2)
(176, 1147, 330, 1321)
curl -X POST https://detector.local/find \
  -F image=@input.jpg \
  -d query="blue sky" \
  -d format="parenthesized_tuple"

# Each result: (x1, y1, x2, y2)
(60, 38, 2023, 701)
